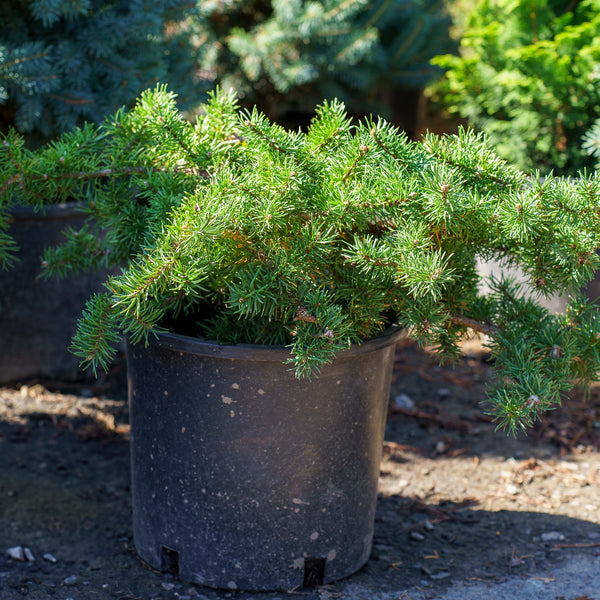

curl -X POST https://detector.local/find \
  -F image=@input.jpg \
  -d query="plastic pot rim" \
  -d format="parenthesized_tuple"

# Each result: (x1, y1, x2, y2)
(143, 323, 407, 363)
(8, 201, 86, 222)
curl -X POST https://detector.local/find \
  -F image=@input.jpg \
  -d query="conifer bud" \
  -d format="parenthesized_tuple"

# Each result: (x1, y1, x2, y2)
(359, 144, 369, 154)
(294, 305, 317, 323)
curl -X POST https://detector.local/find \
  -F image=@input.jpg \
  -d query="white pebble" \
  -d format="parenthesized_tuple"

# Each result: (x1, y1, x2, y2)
(23, 547, 35, 561)
(6, 546, 25, 561)
(393, 393, 415, 409)
(541, 531, 565, 542)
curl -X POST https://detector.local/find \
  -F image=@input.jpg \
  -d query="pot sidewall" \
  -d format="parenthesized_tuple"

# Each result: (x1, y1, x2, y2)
(126, 328, 403, 591)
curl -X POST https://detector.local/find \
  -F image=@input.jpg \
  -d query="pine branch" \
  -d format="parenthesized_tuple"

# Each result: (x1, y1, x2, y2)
(450, 315, 496, 337)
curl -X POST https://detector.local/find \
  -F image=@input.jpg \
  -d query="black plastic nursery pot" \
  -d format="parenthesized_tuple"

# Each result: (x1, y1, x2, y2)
(0, 203, 107, 383)
(126, 326, 405, 591)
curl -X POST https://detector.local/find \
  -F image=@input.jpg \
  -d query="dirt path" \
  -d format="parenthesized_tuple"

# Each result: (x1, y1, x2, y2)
(1, 338, 599, 599)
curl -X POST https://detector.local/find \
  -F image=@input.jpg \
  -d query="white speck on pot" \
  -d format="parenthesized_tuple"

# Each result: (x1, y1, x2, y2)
(291, 558, 304, 569)
(327, 549, 337, 561)
(181, 427, 186, 433)
(310, 531, 319, 540)
(231, 383, 240, 389)
(221, 395, 233, 404)
(163, 390, 168, 396)
(230, 410, 235, 417)
(227, 581, 237, 590)
(258, 389, 265, 395)
(292, 498, 309, 505)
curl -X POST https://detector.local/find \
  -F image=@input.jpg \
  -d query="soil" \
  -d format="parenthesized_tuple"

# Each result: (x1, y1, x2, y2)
(1, 336, 600, 600)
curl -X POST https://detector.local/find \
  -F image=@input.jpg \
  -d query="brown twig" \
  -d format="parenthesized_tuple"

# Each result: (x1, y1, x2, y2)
(450, 315, 497, 337)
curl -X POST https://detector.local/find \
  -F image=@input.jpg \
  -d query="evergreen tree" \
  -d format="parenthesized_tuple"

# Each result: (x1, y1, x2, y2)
(1, 0, 454, 143)
(3, 85, 600, 434)
(185, 0, 455, 123)
(430, 0, 600, 175)
(0, 0, 207, 143)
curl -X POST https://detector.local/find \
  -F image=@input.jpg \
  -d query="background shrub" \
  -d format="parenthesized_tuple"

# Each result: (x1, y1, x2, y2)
(179, 0, 456, 128)
(0, 0, 206, 144)
(430, 0, 600, 175)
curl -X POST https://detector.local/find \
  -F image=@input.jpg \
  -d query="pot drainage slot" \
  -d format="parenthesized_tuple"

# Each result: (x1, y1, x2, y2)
(303, 557, 325, 587)
(161, 546, 179, 575)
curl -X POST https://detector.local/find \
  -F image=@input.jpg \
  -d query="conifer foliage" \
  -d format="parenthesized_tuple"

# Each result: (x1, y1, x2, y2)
(2, 86, 600, 434)
(0, 0, 204, 141)
(188, 0, 454, 121)
(431, 0, 600, 175)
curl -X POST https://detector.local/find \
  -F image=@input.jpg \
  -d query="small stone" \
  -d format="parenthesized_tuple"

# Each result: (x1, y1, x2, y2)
(435, 440, 448, 454)
(6, 546, 25, 561)
(541, 531, 565, 542)
(23, 547, 35, 561)
(393, 393, 415, 409)
(423, 519, 435, 531)
(410, 531, 426, 541)
(43, 553, 58, 563)
(430, 571, 451, 580)
(162, 582, 176, 590)
(437, 388, 451, 398)
(64, 575, 79, 586)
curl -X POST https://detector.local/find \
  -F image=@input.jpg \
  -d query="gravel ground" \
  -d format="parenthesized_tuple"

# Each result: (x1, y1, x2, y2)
(1, 337, 599, 600)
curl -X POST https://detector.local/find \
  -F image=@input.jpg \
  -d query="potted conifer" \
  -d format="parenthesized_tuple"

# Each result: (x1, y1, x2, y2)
(2, 86, 600, 590)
